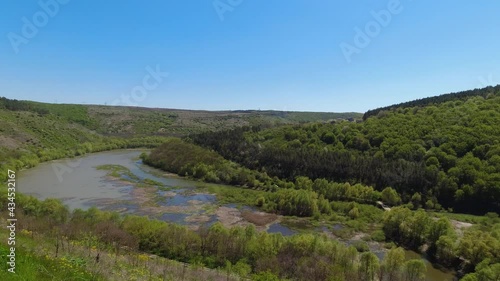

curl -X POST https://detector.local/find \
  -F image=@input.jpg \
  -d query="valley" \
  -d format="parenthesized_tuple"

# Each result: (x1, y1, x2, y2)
(1, 86, 500, 280)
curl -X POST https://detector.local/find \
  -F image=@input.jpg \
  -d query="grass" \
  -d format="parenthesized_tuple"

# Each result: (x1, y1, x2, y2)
(431, 211, 486, 224)
(200, 183, 267, 207)
(95, 164, 140, 182)
(0, 230, 103, 281)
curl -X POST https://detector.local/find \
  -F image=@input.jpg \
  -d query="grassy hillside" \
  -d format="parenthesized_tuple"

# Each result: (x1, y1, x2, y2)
(0, 96, 360, 151)
(87, 106, 362, 136)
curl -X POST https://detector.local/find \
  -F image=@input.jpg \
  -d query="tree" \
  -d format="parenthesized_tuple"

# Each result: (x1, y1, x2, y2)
(410, 192, 422, 209)
(382, 187, 402, 206)
(405, 210, 431, 248)
(252, 271, 280, 281)
(435, 235, 457, 266)
(428, 217, 454, 255)
(359, 252, 380, 281)
(383, 207, 412, 242)
(476, 263, 500, 281)
(404, 259, 426, 281)
(383, 247, 405, 281)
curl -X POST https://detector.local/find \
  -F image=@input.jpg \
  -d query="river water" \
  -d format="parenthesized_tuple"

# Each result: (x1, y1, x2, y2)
(17, 149, 456, 281)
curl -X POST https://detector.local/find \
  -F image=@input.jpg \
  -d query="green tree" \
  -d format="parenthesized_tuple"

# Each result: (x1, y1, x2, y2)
(404, 259, 426, 281)
(428, 217, 454, 255)
(359, 252, 380, 281)
(252, 271, 280, 281)
(435, 235, 457, 266)
(383, 247, 405, 281)
(381, 187, 402, 206)
(410, 192, 422, 209)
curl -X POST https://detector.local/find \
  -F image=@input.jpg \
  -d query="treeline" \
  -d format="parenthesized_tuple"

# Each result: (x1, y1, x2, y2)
(1, 193, 434, 281)
(0, 97, 95, 126)
(383, 207, 500, 279)
(189, 88, 500, 214)
(0, 97, 49, 115)
(144, 139, 392, 217)
(189, 127, 433, 208)
(363, 85, 500, 119)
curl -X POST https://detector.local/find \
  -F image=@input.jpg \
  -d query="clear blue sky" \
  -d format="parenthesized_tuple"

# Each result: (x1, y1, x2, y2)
(1, 0, 499, 113)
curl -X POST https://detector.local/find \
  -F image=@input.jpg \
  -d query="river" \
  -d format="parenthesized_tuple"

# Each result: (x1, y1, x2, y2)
(17, 149, 456, 281)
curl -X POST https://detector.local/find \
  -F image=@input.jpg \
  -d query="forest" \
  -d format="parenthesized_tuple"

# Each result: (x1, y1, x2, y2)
(187, 86, 500, 214)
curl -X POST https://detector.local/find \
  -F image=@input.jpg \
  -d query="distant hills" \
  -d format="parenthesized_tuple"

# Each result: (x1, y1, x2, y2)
(0, 97, 361, 162)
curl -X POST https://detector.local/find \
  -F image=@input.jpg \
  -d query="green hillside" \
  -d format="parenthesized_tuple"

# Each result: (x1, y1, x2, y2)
(188, 85, 500, 215)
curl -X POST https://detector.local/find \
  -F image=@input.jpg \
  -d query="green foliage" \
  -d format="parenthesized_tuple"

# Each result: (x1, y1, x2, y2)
(252, 271, 281, 281)
(359, 252, 380, 281)
(0, 193, 446, 281)
(363, 85, 500, 119)
(371, 230, 386, 242)
(403, 259, 426, 281)
(382, 247, 406, 281)
(463, 260, 500, 281)
(381, 187, 402, 206)
(189, 86, 500, 214)
(383, 208, 433, 249)
(265, 188, 319, 217)
(352, 241, 370, 253)
(0, 245, 101, 280)
(458, 229, 500, 266)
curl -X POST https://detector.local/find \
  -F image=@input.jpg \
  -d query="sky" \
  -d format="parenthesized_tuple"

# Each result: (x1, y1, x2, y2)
(1, 0, 500, 113)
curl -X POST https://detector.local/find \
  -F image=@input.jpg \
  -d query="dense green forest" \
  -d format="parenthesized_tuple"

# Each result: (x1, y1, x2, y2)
(363, 86, 500, 119)
(187, 86, 500, 214)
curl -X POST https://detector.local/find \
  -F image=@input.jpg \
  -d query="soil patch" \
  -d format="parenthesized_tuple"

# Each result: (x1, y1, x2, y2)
(241, 210, 278, 226)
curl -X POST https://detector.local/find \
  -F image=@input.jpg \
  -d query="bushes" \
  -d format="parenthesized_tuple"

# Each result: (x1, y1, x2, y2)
(382, 207, 500, 270)
(371, 230, 386, 242)
(265, 189, 319, 217)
